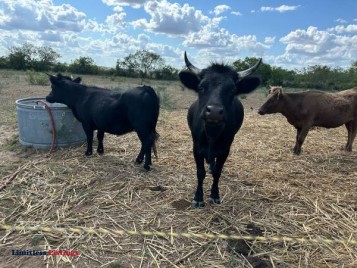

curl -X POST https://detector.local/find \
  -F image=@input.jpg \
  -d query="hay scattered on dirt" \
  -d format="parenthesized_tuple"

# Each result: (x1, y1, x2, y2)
(0, 72, 356, 267)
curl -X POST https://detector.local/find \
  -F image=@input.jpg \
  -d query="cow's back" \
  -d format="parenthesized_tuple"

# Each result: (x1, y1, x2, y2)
(287, 91, 355, 127)
(123, 86, 160, 130)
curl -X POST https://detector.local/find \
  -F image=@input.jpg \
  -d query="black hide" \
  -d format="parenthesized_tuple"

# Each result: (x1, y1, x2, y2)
(46, 73, 160, 171)
(179, 56, 261, 207)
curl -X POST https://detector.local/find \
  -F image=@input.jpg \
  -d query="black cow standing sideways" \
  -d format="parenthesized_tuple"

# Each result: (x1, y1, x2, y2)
(46, 73, 160, 171)
(179, 52, 261, 208)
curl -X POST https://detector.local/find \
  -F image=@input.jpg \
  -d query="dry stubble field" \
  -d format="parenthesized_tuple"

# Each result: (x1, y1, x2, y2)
(0, 70, 356, 268)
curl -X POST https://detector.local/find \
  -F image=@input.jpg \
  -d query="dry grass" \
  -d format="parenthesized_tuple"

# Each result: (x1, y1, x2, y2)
(0, 71, 356, 268)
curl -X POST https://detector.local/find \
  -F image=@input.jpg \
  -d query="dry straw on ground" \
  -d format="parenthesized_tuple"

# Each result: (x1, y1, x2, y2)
(0, 72, 356, 267)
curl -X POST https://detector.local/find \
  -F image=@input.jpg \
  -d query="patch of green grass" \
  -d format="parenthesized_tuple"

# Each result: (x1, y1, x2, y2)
(108, 261, 122, 268)
(26, 70, 50, 86)
(1, 134, 20, 152)
(156, 86, 176, 110)
(30, 235, 44, 246)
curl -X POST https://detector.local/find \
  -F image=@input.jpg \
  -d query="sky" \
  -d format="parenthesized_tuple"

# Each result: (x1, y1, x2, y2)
(0, 0, 356, 71)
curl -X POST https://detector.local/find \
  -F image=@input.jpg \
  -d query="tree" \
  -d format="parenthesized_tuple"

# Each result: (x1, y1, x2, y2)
(0, 56, 9, 69)
(116, 50, 164, 78)
(269, 67, 297, 87)
(6, 43, 60, 71)
(68, 56, 99, 74)
(346, 60, 357, 88)
(153, 65, 178, 80)
(35, 46, 60, 71)
(8, 43, 36, 70)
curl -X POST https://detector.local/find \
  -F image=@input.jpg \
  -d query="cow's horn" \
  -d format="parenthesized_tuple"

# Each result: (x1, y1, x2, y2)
(237, 58, 262, 78)
(184, 51, 201, 75)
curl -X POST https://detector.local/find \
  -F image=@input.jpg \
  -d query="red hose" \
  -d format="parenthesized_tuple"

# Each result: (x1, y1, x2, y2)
(36, 100, 56, 154)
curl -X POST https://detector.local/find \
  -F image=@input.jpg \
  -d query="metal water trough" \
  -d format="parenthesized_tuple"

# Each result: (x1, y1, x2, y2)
(16, 97, 86, 149)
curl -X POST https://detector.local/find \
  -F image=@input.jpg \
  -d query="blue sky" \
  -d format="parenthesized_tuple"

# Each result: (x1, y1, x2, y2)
(0, 0, 356, 70)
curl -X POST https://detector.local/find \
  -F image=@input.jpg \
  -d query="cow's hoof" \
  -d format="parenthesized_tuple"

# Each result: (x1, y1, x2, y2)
(345, 146, 352, 152)
(208, 197, 221, 204)
(97, 148, 104, 154)
(293, 149, 301, 155)
(135, 158, 143, 164)
(141, 165, 151, 172)
(85, 151, 92, 156)
(192, 200, 205, 208)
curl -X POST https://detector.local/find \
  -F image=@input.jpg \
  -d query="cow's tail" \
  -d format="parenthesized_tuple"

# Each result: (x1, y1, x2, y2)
(151, 88, 160, 159)
(151, 130, 159, 159)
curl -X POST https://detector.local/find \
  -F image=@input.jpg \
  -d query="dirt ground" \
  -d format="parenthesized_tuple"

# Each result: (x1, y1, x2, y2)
(0, 71, 356, 267)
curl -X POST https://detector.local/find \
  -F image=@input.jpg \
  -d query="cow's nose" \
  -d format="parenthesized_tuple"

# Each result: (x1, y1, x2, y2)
(205, 105, 224, 121)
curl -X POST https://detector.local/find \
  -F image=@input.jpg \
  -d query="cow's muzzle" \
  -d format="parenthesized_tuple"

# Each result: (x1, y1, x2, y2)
(205, 105, 224, 124)
(258, 108, 266, 115)
(45, 95, 55, 103)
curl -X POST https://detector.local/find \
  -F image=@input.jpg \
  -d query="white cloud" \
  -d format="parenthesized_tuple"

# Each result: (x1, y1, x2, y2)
(328, 24, 357, 34)
(210, 5, 231, 16)
(278, 26, 357, 68)
(231, 11, 242, 16)
(39, 31, 63, 42)
(102, 0, 149, 9)
(261, 5, 300, 13)
(281, 27, 334, 55)
(0, 0, 86, 32)
(105, 12, 127, 31)
(335, 18, 347, 24)
(184, 22, 269, 59)
(264, 36, 275, 44)
(131, 0, 209, 35)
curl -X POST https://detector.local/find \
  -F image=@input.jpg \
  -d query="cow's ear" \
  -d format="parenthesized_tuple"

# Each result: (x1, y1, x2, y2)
(49, 75, 60, 85)
(179, 71, 200, 91)
(235, 77, 261, 95)
(73, 77, 81, 84)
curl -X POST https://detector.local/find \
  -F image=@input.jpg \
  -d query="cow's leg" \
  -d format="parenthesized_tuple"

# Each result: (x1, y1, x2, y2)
(135, 148, 144, 164)
(82, 124, 94, 156)
(143, 137, 153, 171)
(345, 121, 356, 152)
(135, 131, 145, 164)
(209, 150, 229, 205)
(293, 127, 309, 155)
(208, 160, 215, 174)
(192, 146, 206, 208)
(97, 130, 105, 154)
(136, 131, 152, 171)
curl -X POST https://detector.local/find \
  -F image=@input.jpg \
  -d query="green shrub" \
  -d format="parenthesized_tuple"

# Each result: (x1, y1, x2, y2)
(155, 86, 176, 110)
(26, 70, 50, 86)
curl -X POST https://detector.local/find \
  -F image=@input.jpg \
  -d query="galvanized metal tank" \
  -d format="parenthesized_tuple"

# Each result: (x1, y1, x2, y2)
(16, 97, 86, 148)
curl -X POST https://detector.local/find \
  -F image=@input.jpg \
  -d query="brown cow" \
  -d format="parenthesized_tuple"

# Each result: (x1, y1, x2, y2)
(258, 88, 357, 154)
(268, 86, 283, 95)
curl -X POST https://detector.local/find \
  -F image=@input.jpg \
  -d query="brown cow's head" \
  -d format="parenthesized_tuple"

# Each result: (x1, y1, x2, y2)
(179, 52, 261, 125)
(258, 88, 284, 115)
(268, 86, 283, 95)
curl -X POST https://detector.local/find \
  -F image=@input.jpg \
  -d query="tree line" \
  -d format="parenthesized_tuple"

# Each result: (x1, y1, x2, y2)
(0, 43, 356, 90)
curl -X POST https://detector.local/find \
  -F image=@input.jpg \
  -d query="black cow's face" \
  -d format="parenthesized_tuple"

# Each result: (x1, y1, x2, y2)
(194, 70, 238, 125)
(179, 53, 261, 126)
(258, 92, 282, 115)
(46, 74, 81, 103)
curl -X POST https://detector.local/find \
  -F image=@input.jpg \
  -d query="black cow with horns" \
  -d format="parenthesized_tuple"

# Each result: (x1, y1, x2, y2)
(179, 52, 262, 208)
(45, 73, 160, 171)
